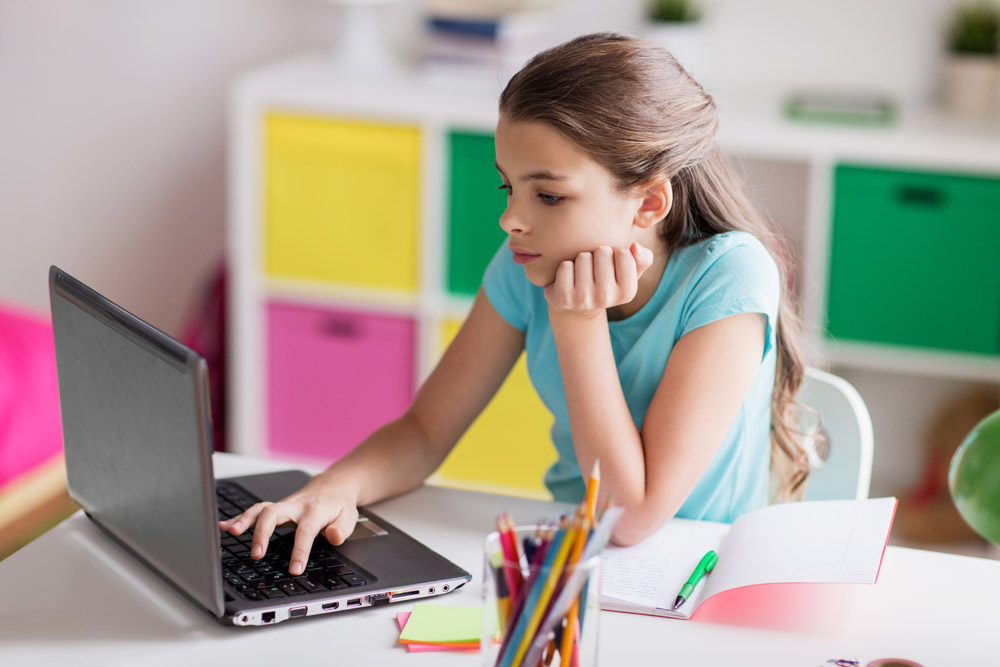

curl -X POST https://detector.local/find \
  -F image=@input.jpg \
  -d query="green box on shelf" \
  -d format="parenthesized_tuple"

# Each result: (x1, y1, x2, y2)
(827, 164, 1000, 355)
(447, 131, 508, 296)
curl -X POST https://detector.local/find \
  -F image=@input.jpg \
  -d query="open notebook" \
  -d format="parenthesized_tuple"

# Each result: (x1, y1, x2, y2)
(600, 497, 897, 619)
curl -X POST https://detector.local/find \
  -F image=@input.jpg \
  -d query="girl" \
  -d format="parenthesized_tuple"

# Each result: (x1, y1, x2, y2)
(221, 32, 809, 575)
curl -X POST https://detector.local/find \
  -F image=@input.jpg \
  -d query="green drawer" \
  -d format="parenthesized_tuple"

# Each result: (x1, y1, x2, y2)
(827, 164, 1000, 354)
(447, 131, 508, 296)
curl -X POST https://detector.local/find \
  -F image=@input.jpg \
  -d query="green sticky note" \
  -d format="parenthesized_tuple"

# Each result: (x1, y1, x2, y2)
(399, 603, 482, 644)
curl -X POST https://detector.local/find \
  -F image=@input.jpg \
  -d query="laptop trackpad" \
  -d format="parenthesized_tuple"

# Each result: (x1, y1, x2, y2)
(346, 516, 388, 541)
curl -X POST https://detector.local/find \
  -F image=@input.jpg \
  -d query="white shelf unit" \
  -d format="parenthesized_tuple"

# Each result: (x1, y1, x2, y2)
(228, 52, 1000, 497)
(228, 55, 505, 464)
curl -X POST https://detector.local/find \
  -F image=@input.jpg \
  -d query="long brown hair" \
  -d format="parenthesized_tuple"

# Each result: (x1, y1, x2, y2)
(500, 32, 810, 502)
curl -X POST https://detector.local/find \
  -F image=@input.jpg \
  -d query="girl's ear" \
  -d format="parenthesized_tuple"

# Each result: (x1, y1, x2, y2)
(634, 178, 672, 229)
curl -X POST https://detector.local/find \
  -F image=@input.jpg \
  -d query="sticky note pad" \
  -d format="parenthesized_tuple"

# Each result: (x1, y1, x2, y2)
(398, 603, 482, 645)
(395, 613, 478, 652)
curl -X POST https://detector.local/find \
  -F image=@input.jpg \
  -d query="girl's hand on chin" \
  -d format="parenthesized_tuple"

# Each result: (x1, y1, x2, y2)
(544, 242, 654, 315)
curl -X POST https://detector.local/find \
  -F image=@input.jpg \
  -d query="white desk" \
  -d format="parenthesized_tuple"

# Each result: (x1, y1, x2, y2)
(1, 453, 996, 666)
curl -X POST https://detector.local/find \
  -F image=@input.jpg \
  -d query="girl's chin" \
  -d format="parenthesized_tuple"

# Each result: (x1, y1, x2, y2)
(521, 265, 555, 288)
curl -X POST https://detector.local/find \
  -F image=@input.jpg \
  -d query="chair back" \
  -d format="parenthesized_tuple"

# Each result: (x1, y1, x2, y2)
(798, 367, 874, 501)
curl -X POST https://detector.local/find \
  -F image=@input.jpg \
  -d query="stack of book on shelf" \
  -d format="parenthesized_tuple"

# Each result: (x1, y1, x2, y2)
(421, 0, 561, 84)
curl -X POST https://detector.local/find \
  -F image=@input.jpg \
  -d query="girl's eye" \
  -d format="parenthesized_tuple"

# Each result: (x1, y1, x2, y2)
(497, 184, 512, 196)
(538, 193, 563, 205)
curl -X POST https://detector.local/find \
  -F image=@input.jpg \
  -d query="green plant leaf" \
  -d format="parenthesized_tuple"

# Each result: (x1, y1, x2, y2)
(948, 2, 1000, 55)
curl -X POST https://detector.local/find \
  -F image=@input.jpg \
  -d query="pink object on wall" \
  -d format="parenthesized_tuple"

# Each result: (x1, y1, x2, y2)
(180, 262, 227, 451)
(266, 301, 415, 462)
(0, 303, 64, 488)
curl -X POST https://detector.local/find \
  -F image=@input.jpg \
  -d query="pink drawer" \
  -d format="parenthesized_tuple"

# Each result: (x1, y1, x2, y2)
(266, 301, 415, 462)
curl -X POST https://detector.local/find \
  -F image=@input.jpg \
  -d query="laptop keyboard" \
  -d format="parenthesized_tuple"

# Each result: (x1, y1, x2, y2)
(216, 480, 373, 602)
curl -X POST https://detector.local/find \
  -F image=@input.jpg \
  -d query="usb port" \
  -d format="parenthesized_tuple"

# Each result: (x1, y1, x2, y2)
(322, 601, 340, 611)
(347, 597, 362, 607)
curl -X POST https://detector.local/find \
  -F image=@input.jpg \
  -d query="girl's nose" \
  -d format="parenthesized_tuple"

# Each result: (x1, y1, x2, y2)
(499, 206, 526, 235)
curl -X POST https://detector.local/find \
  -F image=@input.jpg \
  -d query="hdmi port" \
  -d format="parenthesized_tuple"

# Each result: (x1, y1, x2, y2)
(322, 601, 339, 611)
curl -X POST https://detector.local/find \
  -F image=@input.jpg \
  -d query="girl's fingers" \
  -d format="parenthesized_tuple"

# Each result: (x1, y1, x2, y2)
(288, 513, 327, 575)
(613, 246, 638, 297)
(218, 493, 361, 574)
(220, 502, 268, 535)
(544, 259, 576, 305)
(323, 505, 360, 546)
(573, 251, 594, 290)
(631, 242, 654, 278)
(249, 504, 293, 560)
(593, 246, 616, 299)
(546, 245, 650, 310)
(556, 259, 575, 288)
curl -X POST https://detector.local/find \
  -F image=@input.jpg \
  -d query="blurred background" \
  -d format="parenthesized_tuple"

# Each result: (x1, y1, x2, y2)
(2, 0, 999, 559)
(0, 0, 977, 324)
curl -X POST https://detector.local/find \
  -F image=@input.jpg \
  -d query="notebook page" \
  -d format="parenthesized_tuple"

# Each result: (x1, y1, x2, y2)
(601, 518, 728, 611)
(701, 497, 897, 601)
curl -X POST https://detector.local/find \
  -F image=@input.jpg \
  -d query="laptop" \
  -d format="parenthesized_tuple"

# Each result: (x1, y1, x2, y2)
(48, 265, 471, 626)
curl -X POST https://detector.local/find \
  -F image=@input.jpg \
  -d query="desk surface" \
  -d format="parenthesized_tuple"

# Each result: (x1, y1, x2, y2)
(1, 453, 995, 666)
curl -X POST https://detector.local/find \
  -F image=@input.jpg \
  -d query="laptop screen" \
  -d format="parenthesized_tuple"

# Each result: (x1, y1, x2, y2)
(49, 266, 225, 616)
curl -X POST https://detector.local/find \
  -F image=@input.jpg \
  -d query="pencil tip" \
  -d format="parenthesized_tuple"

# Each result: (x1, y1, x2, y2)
(592, 459, 600, 479)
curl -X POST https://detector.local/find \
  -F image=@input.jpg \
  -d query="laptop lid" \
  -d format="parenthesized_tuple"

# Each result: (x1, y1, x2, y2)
(49, 266, 472, 626)
(49, 266, 225, 617)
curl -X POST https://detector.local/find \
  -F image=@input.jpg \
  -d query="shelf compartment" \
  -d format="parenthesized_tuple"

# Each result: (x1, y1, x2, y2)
(264, 113, 422, 292)
(446, 130, 508, 296)
(826, 164, 1000, 355)
(428, 317, 555, 499)
(266, 300, 416, 462)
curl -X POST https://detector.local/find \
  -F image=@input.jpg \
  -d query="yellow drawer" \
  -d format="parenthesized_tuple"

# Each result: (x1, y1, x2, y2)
(264, 114, 421, 291)
(430, 318, 556, 499)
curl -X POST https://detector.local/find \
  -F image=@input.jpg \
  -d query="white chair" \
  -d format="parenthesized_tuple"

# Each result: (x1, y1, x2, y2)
(797, 367, 874, 501)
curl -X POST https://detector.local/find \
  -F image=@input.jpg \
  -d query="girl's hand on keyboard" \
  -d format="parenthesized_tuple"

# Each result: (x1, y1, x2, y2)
(219, 481, 359, 576)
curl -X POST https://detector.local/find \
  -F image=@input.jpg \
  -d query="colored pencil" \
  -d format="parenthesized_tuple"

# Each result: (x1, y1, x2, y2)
(508, 520, 577, 667)
(490, 549, 512, 630)
(560, 460, 600, 666)
(520, 506, 623, 667)
(584, 459, 600, 522)
(497, 514, 524, 602)
(490, 462, 619, 667)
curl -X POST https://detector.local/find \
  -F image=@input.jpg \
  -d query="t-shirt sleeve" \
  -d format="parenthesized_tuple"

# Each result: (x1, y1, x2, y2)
(679, 235, 781, 358)
(482, 242, 529, 331)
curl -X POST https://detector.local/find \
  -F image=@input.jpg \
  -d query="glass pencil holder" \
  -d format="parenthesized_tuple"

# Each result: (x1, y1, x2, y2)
(482, 526, 601, 667)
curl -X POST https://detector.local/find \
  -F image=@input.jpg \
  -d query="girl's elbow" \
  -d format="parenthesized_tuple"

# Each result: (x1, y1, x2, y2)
(608, 506, 670, 546)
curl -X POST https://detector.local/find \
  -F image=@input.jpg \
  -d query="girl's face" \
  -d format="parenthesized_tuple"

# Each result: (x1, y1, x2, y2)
(494, 115, 645, 287)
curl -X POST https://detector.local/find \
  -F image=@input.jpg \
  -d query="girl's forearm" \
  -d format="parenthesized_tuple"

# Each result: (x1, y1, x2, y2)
(314, 411, 443, 508)
(548, 309, 650, 512)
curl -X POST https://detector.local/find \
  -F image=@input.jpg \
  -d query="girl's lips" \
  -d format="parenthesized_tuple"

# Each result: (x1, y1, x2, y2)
(512, 251, 540, 265)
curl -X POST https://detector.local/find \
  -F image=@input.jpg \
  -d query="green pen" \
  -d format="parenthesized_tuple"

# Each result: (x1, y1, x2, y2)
(672, 549, 718, 611)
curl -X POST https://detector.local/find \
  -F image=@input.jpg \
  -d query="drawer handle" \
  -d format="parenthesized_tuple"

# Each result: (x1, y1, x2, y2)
(320, 319, 361, 338)
(896, 185, 944, 207)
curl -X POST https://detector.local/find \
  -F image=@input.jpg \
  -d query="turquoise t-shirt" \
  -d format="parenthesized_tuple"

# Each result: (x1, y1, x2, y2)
(482, 231, 779, 523)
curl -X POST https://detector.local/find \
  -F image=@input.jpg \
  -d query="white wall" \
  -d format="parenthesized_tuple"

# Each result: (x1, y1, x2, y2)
(545, 0, 958, 101)
(686, 0, 957, 101)
(0, 0, 340, 333)
(0, 0, 959, 334)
